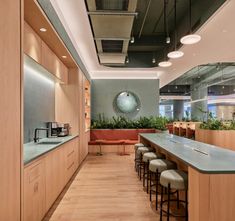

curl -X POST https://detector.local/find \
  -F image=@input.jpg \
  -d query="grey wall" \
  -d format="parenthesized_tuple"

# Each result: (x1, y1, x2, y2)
(24, 56, 55, 143)
(91, 79, 159, 119)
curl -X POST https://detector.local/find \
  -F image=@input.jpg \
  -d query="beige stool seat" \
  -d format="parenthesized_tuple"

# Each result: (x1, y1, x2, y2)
(143, 152, 164, 162)
(149, 159, 176, 173)
(134, 143, 144, 150)
(136, 146, 149, 155)
(160, 169, 188, 190)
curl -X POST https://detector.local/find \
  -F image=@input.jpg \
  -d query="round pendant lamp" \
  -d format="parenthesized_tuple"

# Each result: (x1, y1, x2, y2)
(180, 0, 201, 45)
(168, 0, 184, 59)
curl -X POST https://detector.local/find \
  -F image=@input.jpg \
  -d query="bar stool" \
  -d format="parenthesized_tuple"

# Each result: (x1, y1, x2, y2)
(136, 146, 154, 180)
(160, 170, 188, 221)
(142, 152, 165, 193)
(149, 159, 177, 210)
(134, 143, 144, 171)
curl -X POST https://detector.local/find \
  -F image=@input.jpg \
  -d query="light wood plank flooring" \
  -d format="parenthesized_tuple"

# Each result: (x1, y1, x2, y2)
(43, 154, 184, 221)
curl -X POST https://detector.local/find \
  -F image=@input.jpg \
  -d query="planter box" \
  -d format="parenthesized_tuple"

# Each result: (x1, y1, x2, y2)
(195, 128, 235, 151)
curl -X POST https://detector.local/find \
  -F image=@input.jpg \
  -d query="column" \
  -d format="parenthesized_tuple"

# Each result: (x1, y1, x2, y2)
(173, 100, 184, 120)
(191, 87, 208, 121)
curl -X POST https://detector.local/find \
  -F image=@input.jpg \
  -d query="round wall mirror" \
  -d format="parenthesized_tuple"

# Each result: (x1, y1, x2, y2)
(113, 91, 141, 117)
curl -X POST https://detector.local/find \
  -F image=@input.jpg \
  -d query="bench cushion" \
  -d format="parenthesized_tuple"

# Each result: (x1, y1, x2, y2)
(88, 139, 139, 145)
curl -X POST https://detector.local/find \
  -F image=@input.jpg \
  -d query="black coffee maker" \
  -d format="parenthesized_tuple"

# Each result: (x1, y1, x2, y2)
(46, 122, 59, 137)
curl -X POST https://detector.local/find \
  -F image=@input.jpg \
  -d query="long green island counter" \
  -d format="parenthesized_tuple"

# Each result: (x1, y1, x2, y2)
(140, 133, 235, 221)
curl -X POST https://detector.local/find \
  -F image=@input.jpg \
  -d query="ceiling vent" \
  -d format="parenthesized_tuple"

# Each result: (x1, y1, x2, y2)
(95, 0, 129, 11)
(101, 40, 123, 53)
(86, 0, 137, 65)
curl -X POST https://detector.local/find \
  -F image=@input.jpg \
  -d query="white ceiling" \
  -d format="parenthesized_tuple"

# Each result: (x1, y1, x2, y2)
(50, 0, 235, 87)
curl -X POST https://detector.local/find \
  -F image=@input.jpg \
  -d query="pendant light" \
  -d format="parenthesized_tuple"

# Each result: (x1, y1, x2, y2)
(168, 0, 184, 59)
(180, 0, 201, 45)
(158, 0, 172, 68)
(159, 61, 172, 67)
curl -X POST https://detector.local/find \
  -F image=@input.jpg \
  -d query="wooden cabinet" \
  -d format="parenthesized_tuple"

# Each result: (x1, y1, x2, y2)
(45, 146, 65, 211)
(64, 138, 79, 182)
(44, 137, 78, 211)
(41, 41, 54, 74)
(41, 41, 68, 84)
(0, 1, 21, 220)
(24, 22, 68, 83)
(24, 160, 46, 221)
(24, 22, 42, 63)
(23, 138, 79, 220)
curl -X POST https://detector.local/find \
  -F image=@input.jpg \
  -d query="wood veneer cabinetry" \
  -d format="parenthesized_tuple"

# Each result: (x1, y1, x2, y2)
(0, 0, 22, 220)
(24, 160, 46, 221)
(195, 129, 235, 151)
(41, 41, 68, 84)
(24, 22, 42, 63)
(24, 22, 68, 83)
(23, 137, 79, 221)
(45, 146, 65, 211)
(64, 138, 78, 181)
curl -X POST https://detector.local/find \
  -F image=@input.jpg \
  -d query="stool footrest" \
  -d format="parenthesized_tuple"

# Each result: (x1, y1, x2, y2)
(161, 199, 187, 218)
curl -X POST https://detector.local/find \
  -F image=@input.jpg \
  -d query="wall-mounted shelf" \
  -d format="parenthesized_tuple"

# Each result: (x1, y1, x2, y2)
(84, 79, 91, 131)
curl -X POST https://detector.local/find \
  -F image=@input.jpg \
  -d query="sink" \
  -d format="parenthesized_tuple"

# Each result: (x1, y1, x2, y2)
(38, 141, 62, 145)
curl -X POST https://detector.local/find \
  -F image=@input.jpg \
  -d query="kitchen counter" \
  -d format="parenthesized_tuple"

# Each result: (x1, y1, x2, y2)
(24, 135, 78, 165)
(140, 133, 235, 174)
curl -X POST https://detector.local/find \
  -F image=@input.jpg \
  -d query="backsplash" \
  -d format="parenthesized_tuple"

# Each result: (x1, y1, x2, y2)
(24, 56, 55, 143)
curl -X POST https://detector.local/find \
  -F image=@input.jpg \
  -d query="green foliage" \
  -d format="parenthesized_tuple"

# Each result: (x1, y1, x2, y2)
(91, 114, 169, 131)
(199, 112, 235, 130)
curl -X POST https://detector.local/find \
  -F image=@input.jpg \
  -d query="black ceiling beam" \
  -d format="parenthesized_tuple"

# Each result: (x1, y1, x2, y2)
(130, 35, 166, 46)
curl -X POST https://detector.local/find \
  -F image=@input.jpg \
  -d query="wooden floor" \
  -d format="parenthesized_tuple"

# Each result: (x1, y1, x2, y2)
(43, 154, 185, 221)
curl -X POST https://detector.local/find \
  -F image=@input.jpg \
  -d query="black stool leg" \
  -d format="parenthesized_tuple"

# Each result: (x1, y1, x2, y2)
(167, 183, 171, 221)
(147, 161, 149, 193)
(139, 153, 142, 180)
(149, 171, 152, 201)
(160, 185, 164, 221)
(143, 162, 146, 187)
(155, 169, 159, 210)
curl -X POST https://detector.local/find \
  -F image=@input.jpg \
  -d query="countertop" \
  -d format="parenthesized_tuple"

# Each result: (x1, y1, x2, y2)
(140, 133, 235, 174)
(24, 135, 78, 165)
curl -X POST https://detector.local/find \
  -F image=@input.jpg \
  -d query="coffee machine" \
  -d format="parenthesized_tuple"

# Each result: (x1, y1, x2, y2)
(47, 122, 59, 137)
(57, 123, 70, 137)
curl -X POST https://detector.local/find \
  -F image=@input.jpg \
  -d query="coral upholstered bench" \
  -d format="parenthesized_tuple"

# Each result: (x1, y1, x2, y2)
(88, 129, 157, 154)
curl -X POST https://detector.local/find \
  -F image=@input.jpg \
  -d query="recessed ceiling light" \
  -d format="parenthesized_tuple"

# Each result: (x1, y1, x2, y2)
(180, 34, 201, 45)
(167, 51, 184, 59)
(130, 36, 135, 43)
(40, 28, 47, 32)
(62, 55, 67, 59)
(158, 61, 172, 68)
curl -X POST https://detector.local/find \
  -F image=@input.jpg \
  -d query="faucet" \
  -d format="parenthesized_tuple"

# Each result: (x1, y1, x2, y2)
(34, 128, 49, 143)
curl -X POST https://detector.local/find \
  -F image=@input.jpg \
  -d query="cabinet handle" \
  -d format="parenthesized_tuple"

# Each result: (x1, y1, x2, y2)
(34, 182, 39, 193)
(67, 162, 74, 170)
(67, 150, 74, 157)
